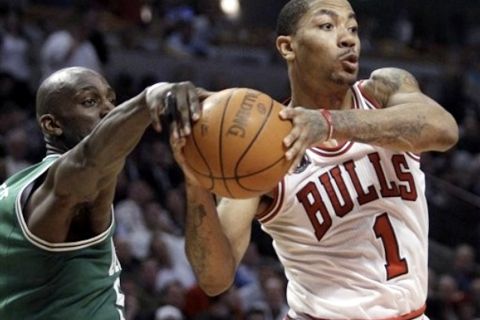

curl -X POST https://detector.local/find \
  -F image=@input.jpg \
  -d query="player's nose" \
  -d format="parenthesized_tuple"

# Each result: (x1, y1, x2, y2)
(338, 28, 356, 48)
(100, 100, 115, 118)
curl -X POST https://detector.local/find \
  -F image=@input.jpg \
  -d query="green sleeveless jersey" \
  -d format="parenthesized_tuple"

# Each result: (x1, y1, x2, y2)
(0, 155, 125, 320)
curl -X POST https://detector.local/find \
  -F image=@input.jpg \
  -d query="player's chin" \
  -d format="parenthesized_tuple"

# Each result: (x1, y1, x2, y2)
(332, 71, 358, 86)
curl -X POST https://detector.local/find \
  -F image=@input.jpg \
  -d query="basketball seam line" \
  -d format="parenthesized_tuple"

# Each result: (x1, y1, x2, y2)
(219, 91, 234, 198)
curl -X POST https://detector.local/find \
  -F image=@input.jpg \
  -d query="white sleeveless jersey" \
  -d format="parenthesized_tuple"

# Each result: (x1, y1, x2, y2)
(257, 82, 428, 319)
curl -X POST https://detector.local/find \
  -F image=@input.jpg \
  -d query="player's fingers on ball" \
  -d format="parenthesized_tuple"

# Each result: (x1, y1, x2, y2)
(170, 121, 180, 140)
(176, 82, 191, 135)
(279, 107, 295, 120)
(283, 126, 301, 148)
(188, 86, 201, 123)
(150, 104, 162, 132)
(285, 140, 302, 161)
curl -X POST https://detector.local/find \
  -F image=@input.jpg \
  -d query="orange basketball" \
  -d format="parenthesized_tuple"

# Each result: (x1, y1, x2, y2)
(184, 88, 293, 199)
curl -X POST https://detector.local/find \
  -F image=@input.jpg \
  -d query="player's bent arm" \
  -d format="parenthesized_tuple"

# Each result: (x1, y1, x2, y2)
(184, 184, 258, 296)
(331, 68, 459, 153)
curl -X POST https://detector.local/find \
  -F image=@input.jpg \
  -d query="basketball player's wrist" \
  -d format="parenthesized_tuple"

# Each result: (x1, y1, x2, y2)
(319, 109, 334, 140)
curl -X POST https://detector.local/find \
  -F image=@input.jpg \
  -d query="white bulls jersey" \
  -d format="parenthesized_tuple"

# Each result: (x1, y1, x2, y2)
(257, 82, 428, 319)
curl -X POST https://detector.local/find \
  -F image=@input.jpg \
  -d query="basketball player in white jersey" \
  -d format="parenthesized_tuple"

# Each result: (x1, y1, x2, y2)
(170, 0, 459, 319)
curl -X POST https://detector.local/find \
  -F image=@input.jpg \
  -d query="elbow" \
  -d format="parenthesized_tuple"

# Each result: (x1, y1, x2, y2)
(186, 249, 236, 297)
(411, 118, 458, 153)
(198, 278, 234, 297)
(434, 115, 459, 152)
(196, 268, 235, 296)
(187, 254, 236, 297)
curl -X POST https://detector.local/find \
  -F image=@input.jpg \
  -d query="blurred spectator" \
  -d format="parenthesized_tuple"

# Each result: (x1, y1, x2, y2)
(0, 9, 34, 83)
(164, 6, 211, 59)
(159, 280, 187, 317)
(114, 235, 141, 277)
(239, 257, 284, 313)
(245, 302, 271, 320)
(156, 230, 196, 289)
(452, 244, 480, 293)
(235, 242, 261, 289)
(40, 8, 101, 79)
(263, 276, 288, 320)
(139, 140, 183, 203)
(143, 200, 180, 235)
(194, 287, 244, 320)
(149, 232, 195, 292)
(184, 284, 210, 319)
(121, 274, 141, 320)
(155, 305, 183, 320)
(427, 274, 465, 319)
(4, 126, 31, 176)
(164, 187, 187, 229)
(136, 258, 162, 316)
(115, 179, 154, 259)
(472, 278, 480, 317)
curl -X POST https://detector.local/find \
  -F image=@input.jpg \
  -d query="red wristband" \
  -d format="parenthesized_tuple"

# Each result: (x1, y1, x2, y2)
(319, 109, 334, 140)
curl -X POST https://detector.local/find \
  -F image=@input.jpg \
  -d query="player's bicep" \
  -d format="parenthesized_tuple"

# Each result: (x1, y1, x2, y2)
(50, 144, 118, 201)
(362, 68, 423, 108)
(217, 197, 260, 266)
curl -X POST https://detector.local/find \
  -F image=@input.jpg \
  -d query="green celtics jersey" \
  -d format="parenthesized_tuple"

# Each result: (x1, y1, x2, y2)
(0, 155, 125, 320)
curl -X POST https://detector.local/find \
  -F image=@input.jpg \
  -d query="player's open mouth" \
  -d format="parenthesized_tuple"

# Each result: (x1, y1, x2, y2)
(340, 54, 359, 72)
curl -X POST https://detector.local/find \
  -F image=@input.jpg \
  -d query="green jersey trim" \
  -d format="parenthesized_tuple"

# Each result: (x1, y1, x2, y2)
(14, 155, 115, 252)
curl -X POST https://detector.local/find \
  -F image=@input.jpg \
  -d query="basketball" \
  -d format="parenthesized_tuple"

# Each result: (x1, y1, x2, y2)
(184, 88, 293, 199)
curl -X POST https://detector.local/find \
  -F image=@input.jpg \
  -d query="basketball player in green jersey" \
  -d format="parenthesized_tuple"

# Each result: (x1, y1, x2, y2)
(0, 67, 201, 320)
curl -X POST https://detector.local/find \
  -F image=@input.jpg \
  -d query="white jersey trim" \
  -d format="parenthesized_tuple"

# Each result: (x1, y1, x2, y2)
(258, 180, 285, 223)
(15, 156, 114, 252)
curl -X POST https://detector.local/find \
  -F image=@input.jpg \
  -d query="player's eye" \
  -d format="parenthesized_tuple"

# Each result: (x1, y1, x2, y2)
(319, 23, 334, 31)
(82, 98, 97, 107)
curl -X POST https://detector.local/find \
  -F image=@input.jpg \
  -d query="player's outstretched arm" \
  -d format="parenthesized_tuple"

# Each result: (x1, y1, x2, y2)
(27, 82, 201, 243)
(331, 68, 459, 152)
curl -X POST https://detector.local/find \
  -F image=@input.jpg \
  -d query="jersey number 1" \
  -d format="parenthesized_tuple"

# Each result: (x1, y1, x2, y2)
(374, 213, 408, 280)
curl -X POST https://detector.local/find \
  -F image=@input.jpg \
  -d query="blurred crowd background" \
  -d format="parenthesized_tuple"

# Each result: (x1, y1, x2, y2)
(1, 0, 480, 319)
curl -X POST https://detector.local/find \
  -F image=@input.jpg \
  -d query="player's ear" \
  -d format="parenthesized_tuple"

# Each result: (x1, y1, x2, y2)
(39, 114, 63, 137)
(276, 35, 295, 61)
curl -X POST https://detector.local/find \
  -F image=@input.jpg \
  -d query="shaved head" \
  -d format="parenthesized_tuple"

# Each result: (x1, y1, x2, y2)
(36, 67, 103, 119)
(35, 67, 114, 152)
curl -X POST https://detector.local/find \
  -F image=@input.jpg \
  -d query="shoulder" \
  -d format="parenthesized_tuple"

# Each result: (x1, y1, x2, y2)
(360, 68, 420, 107)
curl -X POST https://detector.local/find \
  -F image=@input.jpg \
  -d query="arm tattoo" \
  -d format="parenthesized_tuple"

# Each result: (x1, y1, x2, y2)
(369, 68, 419, 106)
(186, 201, 209, 274)
(338, 111, 427, 146)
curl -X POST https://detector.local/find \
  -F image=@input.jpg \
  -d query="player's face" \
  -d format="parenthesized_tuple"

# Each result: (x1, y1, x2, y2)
(57, 71, 116, 148)
(291, 0, 360, 86)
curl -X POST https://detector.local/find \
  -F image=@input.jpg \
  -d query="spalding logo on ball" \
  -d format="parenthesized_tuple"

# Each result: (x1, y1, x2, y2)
(184, 88, 294, 199)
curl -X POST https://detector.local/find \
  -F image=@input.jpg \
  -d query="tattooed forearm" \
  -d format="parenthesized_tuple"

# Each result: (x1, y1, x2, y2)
(185, 201, 209, 274)
(334, 110, 428, 149)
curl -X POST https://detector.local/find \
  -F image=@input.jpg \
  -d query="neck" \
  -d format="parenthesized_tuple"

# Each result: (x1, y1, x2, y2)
(44, 136, 69, 155)
(289, 81, 354, 110)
